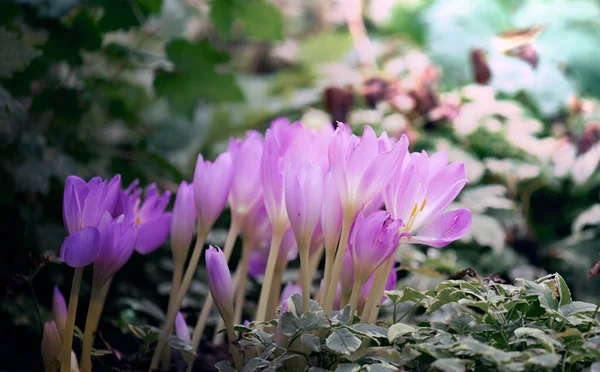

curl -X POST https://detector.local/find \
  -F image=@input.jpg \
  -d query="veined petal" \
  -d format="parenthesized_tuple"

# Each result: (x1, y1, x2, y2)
(414, 178, 468, 231)
(410, 208, 472, 248)
(60, 227, 100, 267)
(425, 162, 466, 205)
(346, 126, 379, 186)
(63, 181, 82, 235)
(135, 213, 172, 254)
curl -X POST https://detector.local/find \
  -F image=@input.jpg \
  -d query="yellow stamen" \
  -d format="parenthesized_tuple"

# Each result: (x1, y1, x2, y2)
(409, 203, 418, 218)
(420, 198, 427, 212)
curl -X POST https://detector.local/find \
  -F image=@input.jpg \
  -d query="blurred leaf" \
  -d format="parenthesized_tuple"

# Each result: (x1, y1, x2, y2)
(0, 27, 41, 79)
(43, 11, 103, 65)
(298, 31, 353, 66)
(573, 204, 600, 234)
(93, 0, 163, 31)
(431, 358, 466, 372)
(0, 87, 26, 147)
(210, 0, 283, 41)
(154, 39, 244, 118)
(388, 323, 415, 343)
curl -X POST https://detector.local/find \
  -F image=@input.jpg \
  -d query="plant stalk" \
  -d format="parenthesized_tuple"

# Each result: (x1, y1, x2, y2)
(254, 224, 285, 326)
(323, 214, 353, 314)
(149, 231, 207, 371)
(80, 279, 105, 372)
(233, 241, 252, 326)
(60, 267, 84, 372)
(299, 240, 312, 313)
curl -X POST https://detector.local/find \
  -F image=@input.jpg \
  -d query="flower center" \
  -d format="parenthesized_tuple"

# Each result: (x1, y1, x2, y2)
(135, 216, 142, 225)
(404, 198, 427, 232)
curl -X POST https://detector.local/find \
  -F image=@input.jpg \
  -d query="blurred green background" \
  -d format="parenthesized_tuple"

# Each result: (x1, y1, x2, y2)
(2, 0, 600, 369)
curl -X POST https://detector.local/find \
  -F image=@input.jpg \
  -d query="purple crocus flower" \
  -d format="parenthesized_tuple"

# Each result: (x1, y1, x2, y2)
(205, 246, 234, 324)
(328, 124, 409, 215)
(61, 175, 121, 267)
(227, 131, 264, 220)
(170, 181, 196, 262)
(193, 153, 233, 235)
(175, 312, 191, 343)
(93, 212, 139, 286)
(384, 150, 472, 247)
(115, 181, 172, 255)
(348, 210, 403, 287)
(52, 286, 67, 330)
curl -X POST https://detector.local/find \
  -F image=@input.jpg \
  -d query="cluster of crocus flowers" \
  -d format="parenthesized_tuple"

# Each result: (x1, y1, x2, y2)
(55, 118, 471, 372)
(57, 176, 171, 372)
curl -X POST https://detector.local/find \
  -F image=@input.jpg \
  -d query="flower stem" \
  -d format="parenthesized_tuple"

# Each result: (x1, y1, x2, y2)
(348, 280, 365, 320)
(149, 231, 207, 371)
(233, 241, 252, 326)
(189, 293, 211, 357)
(60, 267, 84, 372)
(254, 225, 285, 326)
(324, 214, 353, 314)
(81, 279, 105, 372)
(299, 241, 312, 313)
(362, 257, 394, 323)
(224, 319, 242, 371)
(167, 262, 184, 320)
(267, 262, 286, 321)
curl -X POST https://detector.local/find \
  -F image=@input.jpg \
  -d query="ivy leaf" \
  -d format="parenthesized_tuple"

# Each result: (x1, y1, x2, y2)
(351, 324, 389, 341)
(559, 301, 598, 317)
(388, 323, 415, 343)
(154, 39, 243, 118)
(513, 327, 562, 353)
(326, 328, 361, 355)
(332, 305, 352, 325)
(279, 312, 301, 336)
(300, 311, 330, 332)
(0, 28, 41, 79)
(301, 333, 321, 352)
(431, 358, 466, 372)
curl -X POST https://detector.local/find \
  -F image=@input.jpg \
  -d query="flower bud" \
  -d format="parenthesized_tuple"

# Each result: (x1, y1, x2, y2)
(194, 153, 233, 235)
(175, 312, 191, 344)
(170, 181, 196, 263)
(205, 246, 234, 325)
(41, 321, 61, 368)
(52, 286, 67, 330)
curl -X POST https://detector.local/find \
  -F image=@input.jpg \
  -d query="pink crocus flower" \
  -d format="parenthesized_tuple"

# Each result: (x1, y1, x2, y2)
(114, 181, 172, 255)
(174, 312, 191, 343)
(52, 286, 67, 330)
(328, 124, 409, 216)
(170, 181, 196, 262)
(227, 131, 264, 220)
(384, 151, 472, 247)
(193, 153, 234, 236)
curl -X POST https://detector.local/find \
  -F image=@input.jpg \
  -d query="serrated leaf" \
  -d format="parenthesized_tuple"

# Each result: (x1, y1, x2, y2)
(0, 28, 41, 79)
(431, 358, 466, 372)
(301, 333, 321, 352)
(388, 323, 415, 343)
(326, 328, 361, 355)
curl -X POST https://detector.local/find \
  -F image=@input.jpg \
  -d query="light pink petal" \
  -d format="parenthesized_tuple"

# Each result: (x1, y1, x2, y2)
(322, 172, 343, 254)
(175, 312, 191, 343)
(414, 178, 468, 231)
(428, 151, 448, 178)
(346, 126, 379, 184)
(411, 209, 472, 248)
(328, 124, 350, 205)
(425, 162, 466, 205)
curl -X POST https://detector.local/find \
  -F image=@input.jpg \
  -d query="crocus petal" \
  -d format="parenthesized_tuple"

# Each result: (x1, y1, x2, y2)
(413, 178, 468, 231)
(63, 181, 82, 235)
(428, 151, 448, 178)
(41, 321, 62, 363)
(261, 131, 288, 227)
(410, 208, 472, 248)
(322, 172, 342, 254)
(424, 162, 467, 207)
(175, 312, 191, 343)
(135, 213, 172, 254)
(60, 227, 100, 267)
(347, 126, 379, 182)
(328, 124, 351, 206)
(228, 131, 264, 216)
(52, 287, 67, 330)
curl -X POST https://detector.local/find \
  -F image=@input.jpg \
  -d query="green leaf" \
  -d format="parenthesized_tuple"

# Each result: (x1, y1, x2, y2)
(527, 354, 561, 369)
(301, 333, 321, 352)
(0, 87, 26, 147)
(0, 28, 41, 79)
(236, 0, 283, 41)
(298, 31, 353, 66)
(93, 0, 163, 31)
(431, 358, 466, 372)
(559, 301, 598, 317)
(519, 279, 559, 313)
(300, 310, 330, 331)
(119, 298, 166, 321)
(279, 312, 301, 336)
(513, 327, 562, 353)
(332, 305, 352, 325)
(427, 288, 467, 313)
(215, 361, 237, 372)
(326, 328, 362, 355)
(242, 358, 270, 372)
(154, 39, 243, 118)
(210, 0, 235, 40)
(556, 274, 572, 307)
(209, 0, 283, 41)
(351, 324, 389, 340)
(388, 323, 415, 343)
(167, 335, 196, 356)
